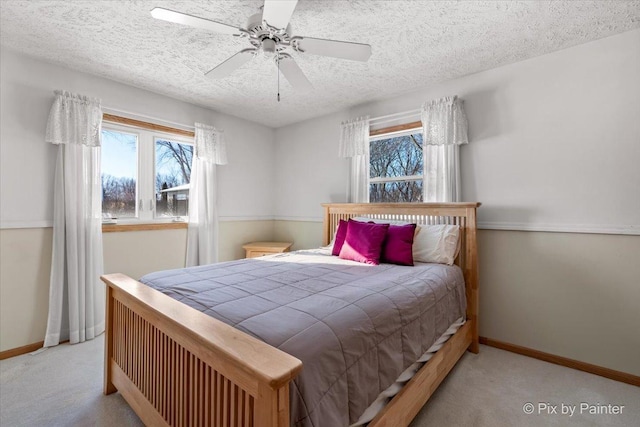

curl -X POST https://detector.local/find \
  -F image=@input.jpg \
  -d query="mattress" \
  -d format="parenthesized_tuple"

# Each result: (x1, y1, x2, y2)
(140, 248, 466, 427)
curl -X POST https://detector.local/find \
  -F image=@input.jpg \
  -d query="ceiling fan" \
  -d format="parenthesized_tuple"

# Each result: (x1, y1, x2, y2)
(150, 0, 372, 94)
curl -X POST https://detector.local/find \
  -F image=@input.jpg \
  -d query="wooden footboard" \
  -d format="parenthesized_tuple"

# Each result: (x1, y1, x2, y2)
(102, 274, 302, 427)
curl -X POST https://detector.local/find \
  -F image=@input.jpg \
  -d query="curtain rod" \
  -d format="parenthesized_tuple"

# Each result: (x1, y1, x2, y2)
(369, 108, 421, 123)
(371, 115, 421, 126)
(102, 106, 195, 131)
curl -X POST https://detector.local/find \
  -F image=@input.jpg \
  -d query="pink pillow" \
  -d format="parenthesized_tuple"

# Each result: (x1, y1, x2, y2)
(331, 219, 349, 256)
(381, 224, 417, 266)
(339, 220, 389, 265)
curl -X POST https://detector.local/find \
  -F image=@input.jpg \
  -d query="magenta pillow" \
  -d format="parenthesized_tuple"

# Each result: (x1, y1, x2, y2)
(381, 224, 417, 266)
(331, 219, 349, 256)
(339, 220, 389, 265)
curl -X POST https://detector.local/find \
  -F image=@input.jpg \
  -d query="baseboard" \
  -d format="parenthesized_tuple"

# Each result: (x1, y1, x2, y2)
(479, 337, 640, 387)
(0, 341, 44, 360)
(0, 339, 73, 360)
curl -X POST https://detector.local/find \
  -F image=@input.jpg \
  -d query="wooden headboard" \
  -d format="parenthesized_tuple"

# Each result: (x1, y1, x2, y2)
(321, 202, 481, 352)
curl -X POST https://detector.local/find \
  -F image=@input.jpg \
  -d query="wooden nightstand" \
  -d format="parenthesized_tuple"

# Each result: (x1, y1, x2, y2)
(242, 242, 293, 259)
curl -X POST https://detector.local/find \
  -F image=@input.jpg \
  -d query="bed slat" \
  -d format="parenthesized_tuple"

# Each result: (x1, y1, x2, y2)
(112, 300, 253, 426)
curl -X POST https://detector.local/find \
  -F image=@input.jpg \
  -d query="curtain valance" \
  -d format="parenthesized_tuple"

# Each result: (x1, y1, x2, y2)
(45, 90, 103, 146)
(194, 122, 227, 164)
(338, 116, 370, 158)
(421, 96, 469, 146)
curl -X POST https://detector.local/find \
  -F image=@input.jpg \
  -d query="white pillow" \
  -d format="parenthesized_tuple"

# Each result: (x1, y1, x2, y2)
(413, 224, 460, 265)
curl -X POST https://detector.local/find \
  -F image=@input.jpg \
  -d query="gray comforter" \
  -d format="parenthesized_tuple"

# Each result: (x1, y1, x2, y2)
(140, 249, 466, 427)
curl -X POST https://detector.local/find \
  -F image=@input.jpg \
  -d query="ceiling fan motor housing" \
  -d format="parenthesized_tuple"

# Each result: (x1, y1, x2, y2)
(246, 12, 292, 48)
(263, 38, 277, 56)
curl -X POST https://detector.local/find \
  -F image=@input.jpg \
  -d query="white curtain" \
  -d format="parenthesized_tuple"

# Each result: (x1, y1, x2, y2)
(186, 122, 227, 267)
(421, 96, 469, 202)
(44, 90, 104, 347)
(339, 116, 370, 203)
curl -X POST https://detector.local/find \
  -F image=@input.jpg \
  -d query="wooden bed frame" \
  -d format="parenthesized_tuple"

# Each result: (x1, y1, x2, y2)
(102, 202, 480, 427)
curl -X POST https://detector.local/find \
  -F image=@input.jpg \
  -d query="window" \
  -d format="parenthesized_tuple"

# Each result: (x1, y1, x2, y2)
(101, 121, 193, 222)
(369, 128, 423, 202)
(155, 139, 193, 218)
(101, 130, 138, 218)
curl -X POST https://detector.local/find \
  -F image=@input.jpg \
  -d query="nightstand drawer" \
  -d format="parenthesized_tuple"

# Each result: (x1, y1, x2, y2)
(242, 242, 293, 259)
(246, 251, 276, 259)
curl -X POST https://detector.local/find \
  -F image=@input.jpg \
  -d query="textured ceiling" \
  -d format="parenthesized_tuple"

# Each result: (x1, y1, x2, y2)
(1, 1, 639, 127)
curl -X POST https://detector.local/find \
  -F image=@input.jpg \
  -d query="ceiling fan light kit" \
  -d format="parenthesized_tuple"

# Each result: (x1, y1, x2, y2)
(150, 0, 371, 100)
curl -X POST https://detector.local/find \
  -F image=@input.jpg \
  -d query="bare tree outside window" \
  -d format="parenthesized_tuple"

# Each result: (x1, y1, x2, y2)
(155, 140, 193, 217)
(369, 132, 423, 202)
(101, 130, 137, 218)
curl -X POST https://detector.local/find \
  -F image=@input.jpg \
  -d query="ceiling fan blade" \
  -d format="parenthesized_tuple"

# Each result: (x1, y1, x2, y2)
(205, 49, 256, 79)
(150, 7, 240, 35)
(296, 37, 372, 62)
(262, 0, 298, 29)
(277, 56, 312, 92)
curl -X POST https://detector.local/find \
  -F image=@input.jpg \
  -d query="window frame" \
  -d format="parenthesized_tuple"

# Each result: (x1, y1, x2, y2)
(101, 119, 194, 225)
(368, 124, 424, 202)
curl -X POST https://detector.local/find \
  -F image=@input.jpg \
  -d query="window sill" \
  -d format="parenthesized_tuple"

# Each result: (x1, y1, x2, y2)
(102, 222, 188, 233)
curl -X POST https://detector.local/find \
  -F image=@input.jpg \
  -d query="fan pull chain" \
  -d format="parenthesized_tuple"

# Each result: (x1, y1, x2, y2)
(277, 57, 281, 102)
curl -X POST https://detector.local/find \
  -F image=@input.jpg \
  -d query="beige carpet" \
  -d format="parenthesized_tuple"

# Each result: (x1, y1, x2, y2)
(1, 336, 638, 426)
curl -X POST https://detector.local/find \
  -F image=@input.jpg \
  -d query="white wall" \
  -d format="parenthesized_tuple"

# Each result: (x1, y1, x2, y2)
(0, 49, 276, 351)
(274, 111, 351, 221)
(273, 29, 640, 376)
(275, 30, 640, 234)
